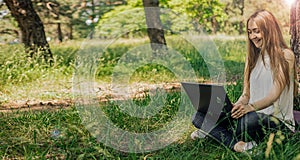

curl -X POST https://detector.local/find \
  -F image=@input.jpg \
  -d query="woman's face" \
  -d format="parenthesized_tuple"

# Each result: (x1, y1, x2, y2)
(247, 19, 263, 48)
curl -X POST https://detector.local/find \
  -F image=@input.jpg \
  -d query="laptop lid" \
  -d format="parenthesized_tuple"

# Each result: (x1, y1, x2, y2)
(181, 82, 233, 113)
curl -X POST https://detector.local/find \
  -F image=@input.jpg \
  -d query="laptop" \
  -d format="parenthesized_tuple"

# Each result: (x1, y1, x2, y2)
(181, 82, 233, 114)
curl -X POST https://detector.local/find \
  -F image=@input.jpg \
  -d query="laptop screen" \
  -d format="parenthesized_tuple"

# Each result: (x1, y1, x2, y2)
(181, 82, 233, 114)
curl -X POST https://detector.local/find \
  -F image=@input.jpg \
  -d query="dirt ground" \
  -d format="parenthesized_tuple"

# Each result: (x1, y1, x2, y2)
(0, 82, 182, 113)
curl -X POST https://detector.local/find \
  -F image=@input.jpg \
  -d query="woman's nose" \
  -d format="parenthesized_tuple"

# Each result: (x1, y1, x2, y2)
(249, 33, 256, 40)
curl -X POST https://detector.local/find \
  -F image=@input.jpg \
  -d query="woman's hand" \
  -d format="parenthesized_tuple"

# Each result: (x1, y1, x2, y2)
(231, 103, 255, 119)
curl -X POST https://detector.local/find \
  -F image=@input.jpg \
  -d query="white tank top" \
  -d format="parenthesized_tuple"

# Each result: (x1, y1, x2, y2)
(249, 54, 295, 131)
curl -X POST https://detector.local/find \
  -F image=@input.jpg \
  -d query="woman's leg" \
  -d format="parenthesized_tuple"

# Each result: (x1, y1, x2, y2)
(236, 112, 291, 143)
(235, 112, 263, 142)
(192, 111, 239, 150)
(192, 110, 291, 151)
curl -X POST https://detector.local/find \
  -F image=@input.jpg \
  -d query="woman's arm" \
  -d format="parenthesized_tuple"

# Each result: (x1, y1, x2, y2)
(250, 49, 295, 110)
(232, 76, 285, 119)
(249, 81, 283, 110)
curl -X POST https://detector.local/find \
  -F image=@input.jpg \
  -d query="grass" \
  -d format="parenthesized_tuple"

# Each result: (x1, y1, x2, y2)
(0, 43, 75, 103)
(0, 36, 245, 103)
(0, 36, 300, 159)
(0, 98, 299, 159)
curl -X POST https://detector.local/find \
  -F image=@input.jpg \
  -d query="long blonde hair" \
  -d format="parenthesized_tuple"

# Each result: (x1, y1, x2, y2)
(245, 10, 296, 93)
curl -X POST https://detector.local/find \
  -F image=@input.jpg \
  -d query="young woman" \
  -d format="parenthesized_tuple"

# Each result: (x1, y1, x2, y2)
(191, 10, 297, 152)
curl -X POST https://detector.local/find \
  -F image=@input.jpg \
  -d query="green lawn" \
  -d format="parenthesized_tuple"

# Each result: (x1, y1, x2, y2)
(0, 106, 299, 159)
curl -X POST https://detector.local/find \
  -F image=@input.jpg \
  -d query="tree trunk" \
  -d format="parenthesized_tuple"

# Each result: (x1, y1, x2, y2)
(56, 12, 63, 43)
(234, 0, 244, 35)
(290, 0, 300, 108)
(4, 0, 53, 63)
(68, 23, 73, 40)
(291, 0, 300, 66)
(239, 21, 243, 35)
(142, 0, 167, 52)
(57, 22, 63, 42)
(211, 16, 218, 34)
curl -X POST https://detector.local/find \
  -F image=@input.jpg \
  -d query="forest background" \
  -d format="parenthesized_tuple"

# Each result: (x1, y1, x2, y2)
(0, 0, 292, 43)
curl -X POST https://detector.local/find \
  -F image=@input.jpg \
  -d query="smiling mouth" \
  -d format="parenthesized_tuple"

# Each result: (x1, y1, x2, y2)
(253, 39, 261, 45)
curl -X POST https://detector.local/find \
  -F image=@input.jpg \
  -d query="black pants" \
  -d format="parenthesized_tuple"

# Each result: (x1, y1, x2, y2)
(192, 109, 291, 150)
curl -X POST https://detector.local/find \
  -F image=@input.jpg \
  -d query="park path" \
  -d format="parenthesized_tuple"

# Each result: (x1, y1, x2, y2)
(0, 82, 182, 113)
